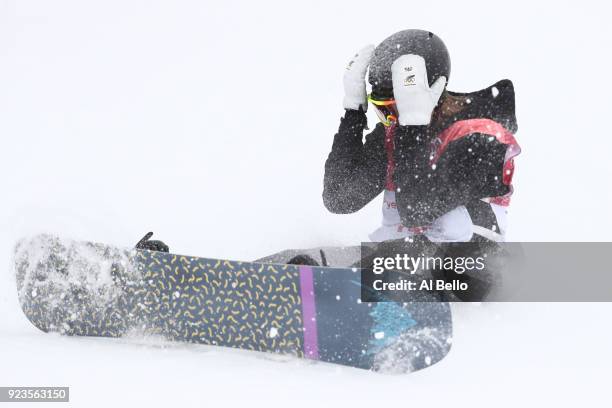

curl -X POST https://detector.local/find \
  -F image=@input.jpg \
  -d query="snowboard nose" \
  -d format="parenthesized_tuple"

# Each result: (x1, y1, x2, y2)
(14, 234, 135, 337)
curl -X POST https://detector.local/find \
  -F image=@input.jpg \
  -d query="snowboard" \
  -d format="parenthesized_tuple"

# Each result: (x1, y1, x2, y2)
(14, 234, 452, 373)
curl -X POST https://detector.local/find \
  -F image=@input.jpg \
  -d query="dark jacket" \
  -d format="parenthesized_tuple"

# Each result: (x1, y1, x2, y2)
(323, 79, 519, 228)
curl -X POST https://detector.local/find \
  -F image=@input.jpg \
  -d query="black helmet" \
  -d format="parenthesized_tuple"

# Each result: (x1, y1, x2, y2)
(368, 29, 451, 99)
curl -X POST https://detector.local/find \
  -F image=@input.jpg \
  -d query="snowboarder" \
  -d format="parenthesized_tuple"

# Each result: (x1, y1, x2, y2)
(326, 29, 519, 244)
(258, 29, 520, 301)
(259, 29, 519, 267)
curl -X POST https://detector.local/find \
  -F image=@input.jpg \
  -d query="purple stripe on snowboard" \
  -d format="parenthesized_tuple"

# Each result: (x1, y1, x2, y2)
(298, 265, 319, 360)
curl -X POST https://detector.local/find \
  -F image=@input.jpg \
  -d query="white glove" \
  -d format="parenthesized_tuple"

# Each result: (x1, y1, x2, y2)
(343, 45, 375, 111)
(391, 54, 446, 126)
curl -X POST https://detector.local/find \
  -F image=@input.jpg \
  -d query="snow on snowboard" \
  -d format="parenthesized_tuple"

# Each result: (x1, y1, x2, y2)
(14, 234, 452, 373)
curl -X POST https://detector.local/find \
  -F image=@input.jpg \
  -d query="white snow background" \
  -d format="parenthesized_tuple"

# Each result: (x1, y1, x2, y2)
(1, 0, 612, 406)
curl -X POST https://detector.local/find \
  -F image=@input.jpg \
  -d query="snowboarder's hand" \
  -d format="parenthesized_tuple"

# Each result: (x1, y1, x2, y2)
(343, 44, 375, 111)
(135, 232, 169, 253)
(391, 54, 446, 126)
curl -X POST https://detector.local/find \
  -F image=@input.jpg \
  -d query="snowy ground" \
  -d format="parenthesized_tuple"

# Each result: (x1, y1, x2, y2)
(1, 0, 612, 406)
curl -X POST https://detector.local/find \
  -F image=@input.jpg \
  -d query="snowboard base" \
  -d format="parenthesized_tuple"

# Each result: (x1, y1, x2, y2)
(14, 234, 452, 373)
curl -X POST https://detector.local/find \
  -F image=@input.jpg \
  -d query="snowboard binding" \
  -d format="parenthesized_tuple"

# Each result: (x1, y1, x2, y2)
(135, 232, 169, 253)
(287, 250, 328, 267)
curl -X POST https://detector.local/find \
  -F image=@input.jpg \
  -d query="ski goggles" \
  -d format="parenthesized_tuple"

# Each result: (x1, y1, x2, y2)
(368, 94, 398, 127)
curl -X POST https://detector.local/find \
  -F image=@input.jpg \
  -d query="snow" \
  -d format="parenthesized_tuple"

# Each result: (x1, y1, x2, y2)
(269, 327, 278, 338)
(1, 0, 612, 406)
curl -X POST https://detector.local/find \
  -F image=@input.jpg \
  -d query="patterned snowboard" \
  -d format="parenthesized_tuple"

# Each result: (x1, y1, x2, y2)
(14, 234, 452, 373)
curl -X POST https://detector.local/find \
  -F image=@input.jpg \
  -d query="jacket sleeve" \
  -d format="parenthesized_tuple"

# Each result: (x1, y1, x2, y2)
(394, 128, 511, 227)
(322, 109, 386, 213)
